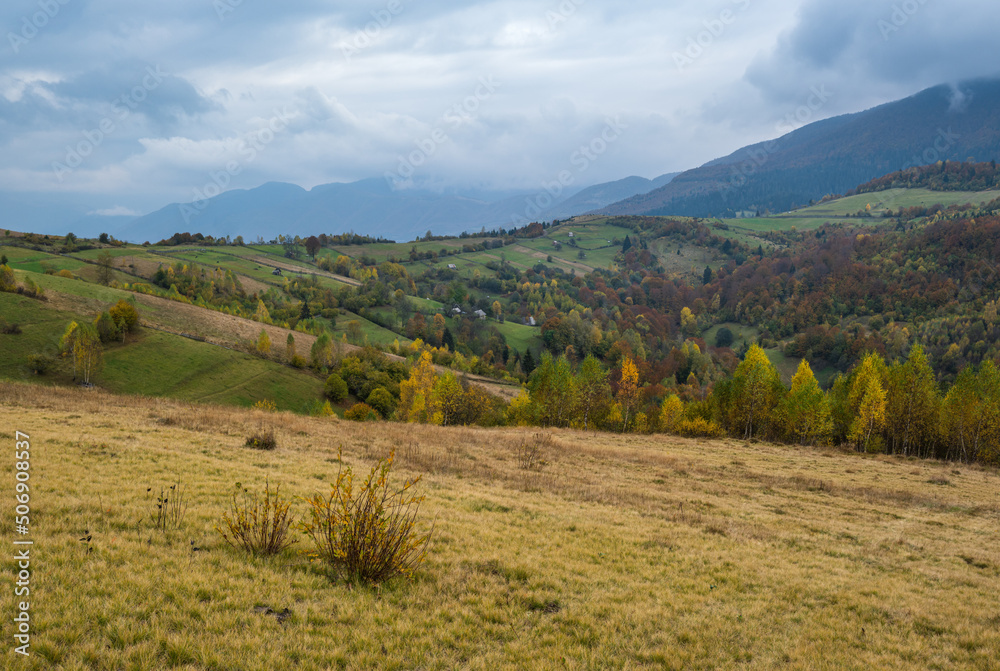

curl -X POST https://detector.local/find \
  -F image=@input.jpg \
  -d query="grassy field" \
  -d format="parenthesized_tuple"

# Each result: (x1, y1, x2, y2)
(100, 329, 324, 411)
(494, 320, 541, 355)
(321, 220, 633, 280)
(1, 383, 998, 670)
(0, 291, 324, 412)
(332, 310, 412, 348)
(701, 323, 759, 350)
(715, 188, 1000, 236)
(796, 188, 1000, 218)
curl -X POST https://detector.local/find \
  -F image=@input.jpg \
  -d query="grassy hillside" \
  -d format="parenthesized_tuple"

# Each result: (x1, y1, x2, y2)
(2, 383, 998, 670)
(0, 292, 323, 412)
(715, 188, 1000, 235)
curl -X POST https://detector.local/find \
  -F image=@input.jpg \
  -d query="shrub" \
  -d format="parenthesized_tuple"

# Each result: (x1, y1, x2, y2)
(299, 450, 432, 584)
(514, 433, 551, 470)
(57, 269, 75, 278)
(324, 373, 348, 402)
(0, 264, 16, 292)
(150, 482, 187, 532)
(93, 311, 120, 343)
(108, 299, 139, 338)
(26, 353, 52, 374)
(674, 417, 726, 438)
(344, 402, 378, 422)
(245, 428, 278, 450)
(715, 327, 734, 348)
(1, 322, 22, 334)
(366, 387, 396, 418)
(252, 399, 277, 412)
(290, 354, 307, 368)
(216, 479, 297, 556)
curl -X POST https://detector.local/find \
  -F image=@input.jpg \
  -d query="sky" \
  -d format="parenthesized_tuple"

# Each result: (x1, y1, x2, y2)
(1, 0, 998, 216)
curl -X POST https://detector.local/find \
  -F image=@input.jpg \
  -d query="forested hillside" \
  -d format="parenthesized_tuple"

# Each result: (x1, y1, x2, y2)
(3, 164, 1000, 465)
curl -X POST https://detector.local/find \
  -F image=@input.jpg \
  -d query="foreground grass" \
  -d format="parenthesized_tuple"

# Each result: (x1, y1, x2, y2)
(1, 382, 999, 670)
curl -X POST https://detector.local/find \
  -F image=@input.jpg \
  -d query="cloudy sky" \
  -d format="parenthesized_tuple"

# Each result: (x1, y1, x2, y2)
(1, 0, 998, 216)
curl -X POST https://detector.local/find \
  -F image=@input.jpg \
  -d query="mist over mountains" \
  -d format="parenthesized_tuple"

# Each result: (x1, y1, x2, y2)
(4, 78, 1000, 243)
(599, 78, 1000, 218)
(17, 172, 678, 244)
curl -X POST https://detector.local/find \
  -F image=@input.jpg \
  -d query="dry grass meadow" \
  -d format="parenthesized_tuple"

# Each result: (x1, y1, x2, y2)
(1, 381, 999, 670)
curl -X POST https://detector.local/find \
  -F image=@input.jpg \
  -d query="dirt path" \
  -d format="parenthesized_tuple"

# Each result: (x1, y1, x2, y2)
(509, 244, 595, 274)
(247, 256, 360, 287)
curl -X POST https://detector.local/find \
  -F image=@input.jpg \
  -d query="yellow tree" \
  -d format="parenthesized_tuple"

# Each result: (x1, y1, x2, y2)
(285, 333, 296, 362)
(506, 388, 535, 426)
(679, 307, 698, 337)
(398, 351, 438, 423)
(617, 355, 640, 433)
(60, 322, 102, 385)
(942, 360, 1000, 464)
(848, 352, 888, 415)
(491, 300, 503, 322)
(108, 299, 139, 343)
(257, 329, 272, 355)
(253, 299, 271, 324)
(431, 372, 464, 426)
(728, 344, 783, 439)
(0, 263, 16, 292)
(659, 394, 684, 433)
(846, 351, 888, 452)
(74, 325, 103, 385)
(59, 321, 81, 379)
(884, 345, 940, 457)
(574, 355, 610, 430)
(849, 374, 886, 452)
(780, 360, 832, 445)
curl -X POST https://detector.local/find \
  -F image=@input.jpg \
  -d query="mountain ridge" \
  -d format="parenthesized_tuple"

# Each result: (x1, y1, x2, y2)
(598, 77, 1000, 218)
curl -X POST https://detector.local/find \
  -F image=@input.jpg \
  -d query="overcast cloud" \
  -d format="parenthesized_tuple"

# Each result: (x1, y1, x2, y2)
(1, 0, 998, 215)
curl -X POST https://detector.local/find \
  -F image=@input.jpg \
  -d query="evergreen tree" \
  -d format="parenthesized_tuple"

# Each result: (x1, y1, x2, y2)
(522, 349, 536, 376)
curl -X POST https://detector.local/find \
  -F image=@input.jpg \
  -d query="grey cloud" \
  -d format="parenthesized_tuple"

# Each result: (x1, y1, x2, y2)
(49, 61, 219, 127)
(0, 0, 996, 217)
(745, 0, 1000, 108)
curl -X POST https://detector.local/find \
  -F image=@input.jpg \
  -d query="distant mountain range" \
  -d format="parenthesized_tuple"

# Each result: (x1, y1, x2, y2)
(599, 77, 1000, 218)
(6, 77, 1000, 242)
(26, 172, 675, 243)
